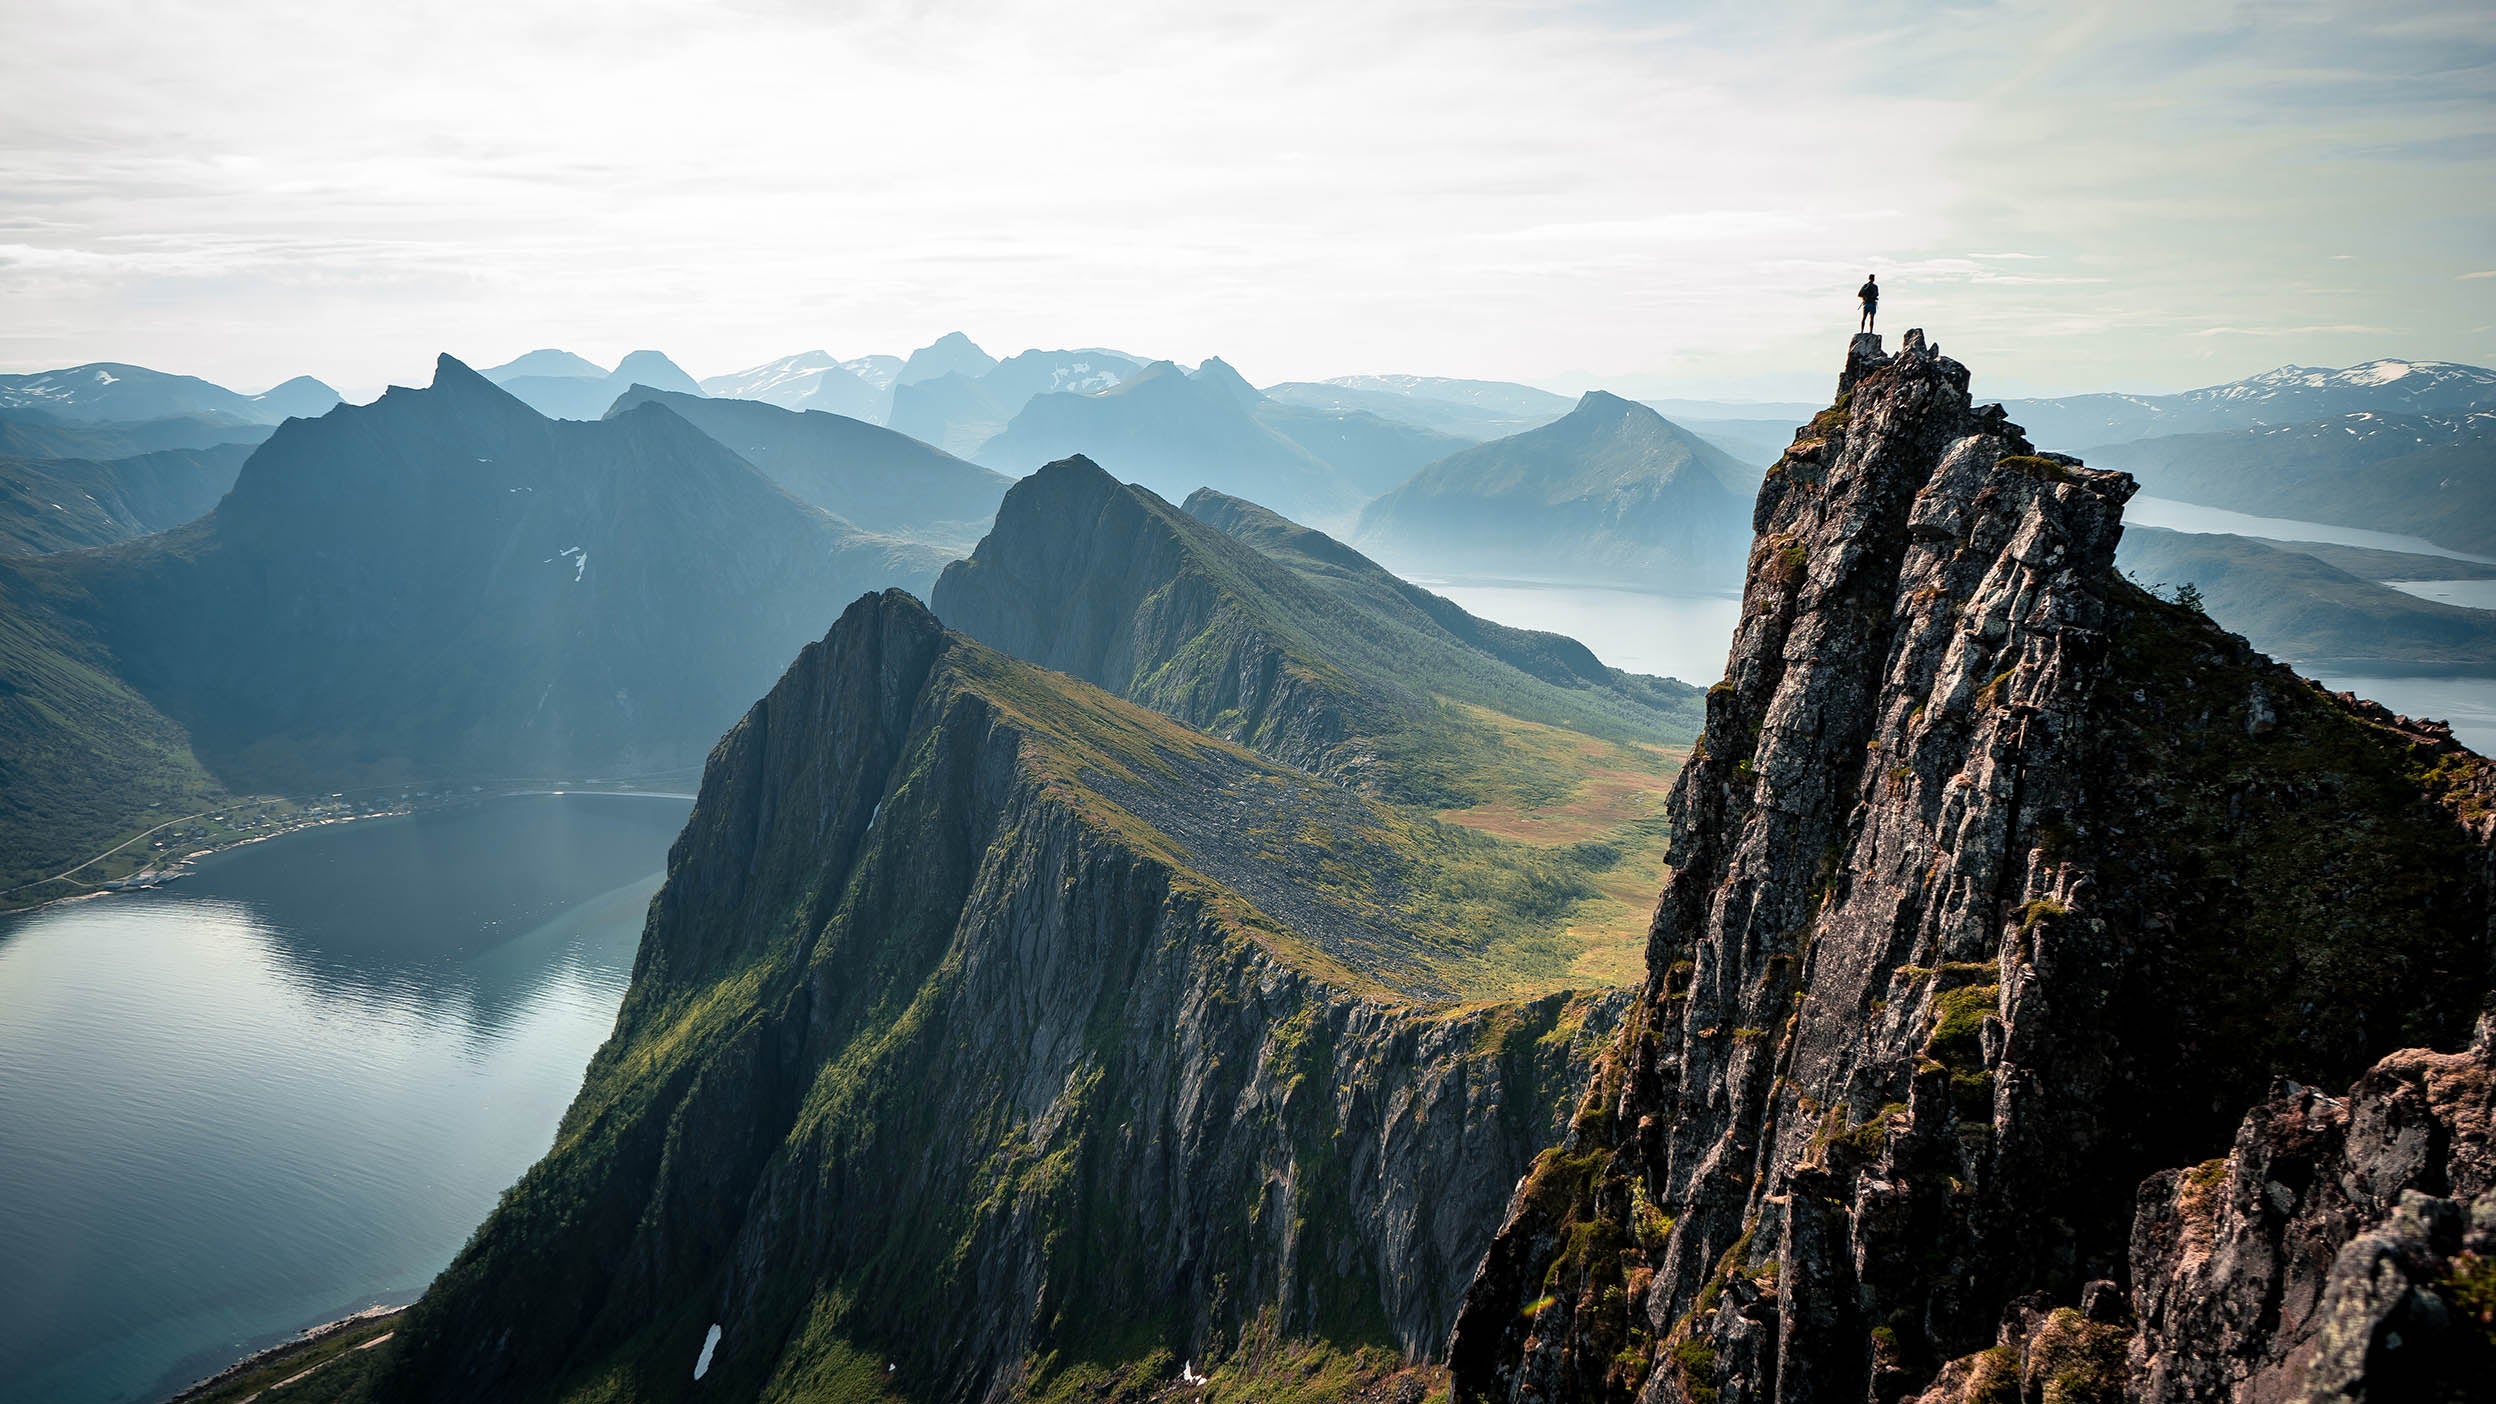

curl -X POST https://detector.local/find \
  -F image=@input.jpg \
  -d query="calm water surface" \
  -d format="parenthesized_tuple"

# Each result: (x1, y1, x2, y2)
(2127, 496, 2496, 564)
(1402, 574, 1742, 688)
(0, 791, 691, 1404)
(2386, 579, 2496, 612)
(1410, 571, 2496, 753)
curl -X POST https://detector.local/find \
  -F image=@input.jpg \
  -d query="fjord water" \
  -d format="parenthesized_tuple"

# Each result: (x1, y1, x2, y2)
(0, 792, 691, 1404)
(1401, 573, 1744, 688)
(2126, 495, 2496, 565)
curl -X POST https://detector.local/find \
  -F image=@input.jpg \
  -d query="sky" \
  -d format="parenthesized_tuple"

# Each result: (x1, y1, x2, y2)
(1, 0, 2490, 401)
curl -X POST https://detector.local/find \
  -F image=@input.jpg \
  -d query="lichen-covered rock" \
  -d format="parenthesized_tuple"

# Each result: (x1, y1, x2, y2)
(1448, 332, 2496, 1404)
(2127, 1015, 2496, 1402)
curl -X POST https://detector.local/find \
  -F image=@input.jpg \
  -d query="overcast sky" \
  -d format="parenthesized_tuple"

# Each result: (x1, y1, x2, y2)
(2, 0, 2489, 400)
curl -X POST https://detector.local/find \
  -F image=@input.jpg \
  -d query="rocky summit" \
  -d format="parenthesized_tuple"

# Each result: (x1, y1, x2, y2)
(1447, 331, 2496, 1404)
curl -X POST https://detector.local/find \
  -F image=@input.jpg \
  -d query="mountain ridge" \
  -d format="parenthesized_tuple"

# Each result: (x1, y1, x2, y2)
(0, 355, 945, 892)
(326, 589, 1627, 1402)
(1355, 390, 1755, 591)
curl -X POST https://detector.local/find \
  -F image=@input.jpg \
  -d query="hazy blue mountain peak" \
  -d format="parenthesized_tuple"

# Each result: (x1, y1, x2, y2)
(1190, 356, 1264, 407)
(897, 332, 997, 386)
(479, 348, 606, 382)
(609, 349, 704, 396)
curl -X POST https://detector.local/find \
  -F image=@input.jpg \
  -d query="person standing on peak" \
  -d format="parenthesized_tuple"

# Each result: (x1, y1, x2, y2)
(1858, 274, 1879, 331)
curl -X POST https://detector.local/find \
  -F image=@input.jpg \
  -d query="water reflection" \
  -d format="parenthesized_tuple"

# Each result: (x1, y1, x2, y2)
(0, 792, 690, 1404)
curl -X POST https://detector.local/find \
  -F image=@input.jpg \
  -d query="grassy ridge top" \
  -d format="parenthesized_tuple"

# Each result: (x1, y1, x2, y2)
(933, 460, 1701, 995)
(944, 631, 1664, 1001)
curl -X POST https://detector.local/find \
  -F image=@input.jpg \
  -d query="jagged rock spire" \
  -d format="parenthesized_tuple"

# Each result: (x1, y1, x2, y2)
(1448, 335, 2496, 1404)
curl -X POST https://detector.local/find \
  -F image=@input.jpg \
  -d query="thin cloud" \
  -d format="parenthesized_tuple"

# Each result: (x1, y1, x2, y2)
(2188, 323, 2398, 337)
(0, 0, 2488, 396)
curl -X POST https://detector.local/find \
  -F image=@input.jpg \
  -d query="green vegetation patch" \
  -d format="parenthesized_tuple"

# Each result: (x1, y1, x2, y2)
(2097, 578, 2494, 1127)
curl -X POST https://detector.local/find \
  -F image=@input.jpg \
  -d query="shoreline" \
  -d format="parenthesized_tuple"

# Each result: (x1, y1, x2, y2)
(162, 1305, 409, 1404)
(3, 778, 698, 916)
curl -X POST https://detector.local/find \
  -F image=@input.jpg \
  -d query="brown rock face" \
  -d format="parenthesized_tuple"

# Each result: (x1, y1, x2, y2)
(1447, 332, 2496, 1404)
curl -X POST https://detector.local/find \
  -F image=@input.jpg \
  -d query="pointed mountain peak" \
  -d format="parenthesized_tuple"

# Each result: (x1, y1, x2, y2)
(432, 353, 495, 389)
(1190, 356, 1263, 408)
(1569, 388, 1644, 418)
(249, 375, 345, 420)
(898, 332, 998, 386)
(417, 354, 536, 417)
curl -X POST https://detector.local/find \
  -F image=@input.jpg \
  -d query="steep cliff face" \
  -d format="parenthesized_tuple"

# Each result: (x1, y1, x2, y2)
(1449, 332, 2496, 1404)
(2120, 1019, 2496, 1402)
(358, 591, 1616, 1403)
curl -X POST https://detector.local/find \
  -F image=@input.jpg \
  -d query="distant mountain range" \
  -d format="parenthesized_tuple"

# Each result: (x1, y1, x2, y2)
(1261, 379, 1562, 439)
(0, 362, 339, 425)
(479, 348, 707, 420)
(895, 330, 997, 385)
(0, 406, 273, 460)
(2004, 358, 2496, 446)
(2087, 409, 2496, 556)
(2117, 526, 2496, 669)
(1355, 390, 1754, 591)
(0, 356, 947, 894)
(0, 442, 256, 556)
(699, 350, 892, 421)
(605, 386, 1010, 547)
(975, 359, 1366, 525)
(888, 348, 1143, 458)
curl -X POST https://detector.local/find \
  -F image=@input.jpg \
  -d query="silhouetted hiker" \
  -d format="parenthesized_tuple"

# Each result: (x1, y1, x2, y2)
(1858, 274, 1879, 331)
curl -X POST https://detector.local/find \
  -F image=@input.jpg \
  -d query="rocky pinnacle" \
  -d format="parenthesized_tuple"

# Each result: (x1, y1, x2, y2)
(1448, 333, 2496, 1404)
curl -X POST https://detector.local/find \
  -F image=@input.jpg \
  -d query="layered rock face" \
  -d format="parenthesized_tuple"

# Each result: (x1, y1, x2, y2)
(1448, 333, 2495, 1403)
(360, 591, 1615, 1403)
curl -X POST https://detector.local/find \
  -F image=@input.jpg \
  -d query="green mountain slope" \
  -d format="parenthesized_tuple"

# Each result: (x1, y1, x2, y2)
(2116, 525, 2496, 668)
(1354, 391, 1755, 591)
(932, 457, 1701, 805)
(605, 386, 1010, 545)
(0, 442, 255, 556)
(320, 591, 1620, 1404)
(0, 358, 948, 891)
(0, 408, 271, 459)
(0, 567, 226, 896)
(933, 458, 1704, 988)
(2085, 411, 2496, 555)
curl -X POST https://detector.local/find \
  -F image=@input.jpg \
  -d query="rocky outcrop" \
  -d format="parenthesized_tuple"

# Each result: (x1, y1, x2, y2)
(356, 591, 1617, 1403)
(1448, 332, 2496, 1403)
(2121, 1016, 2496, 1402)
